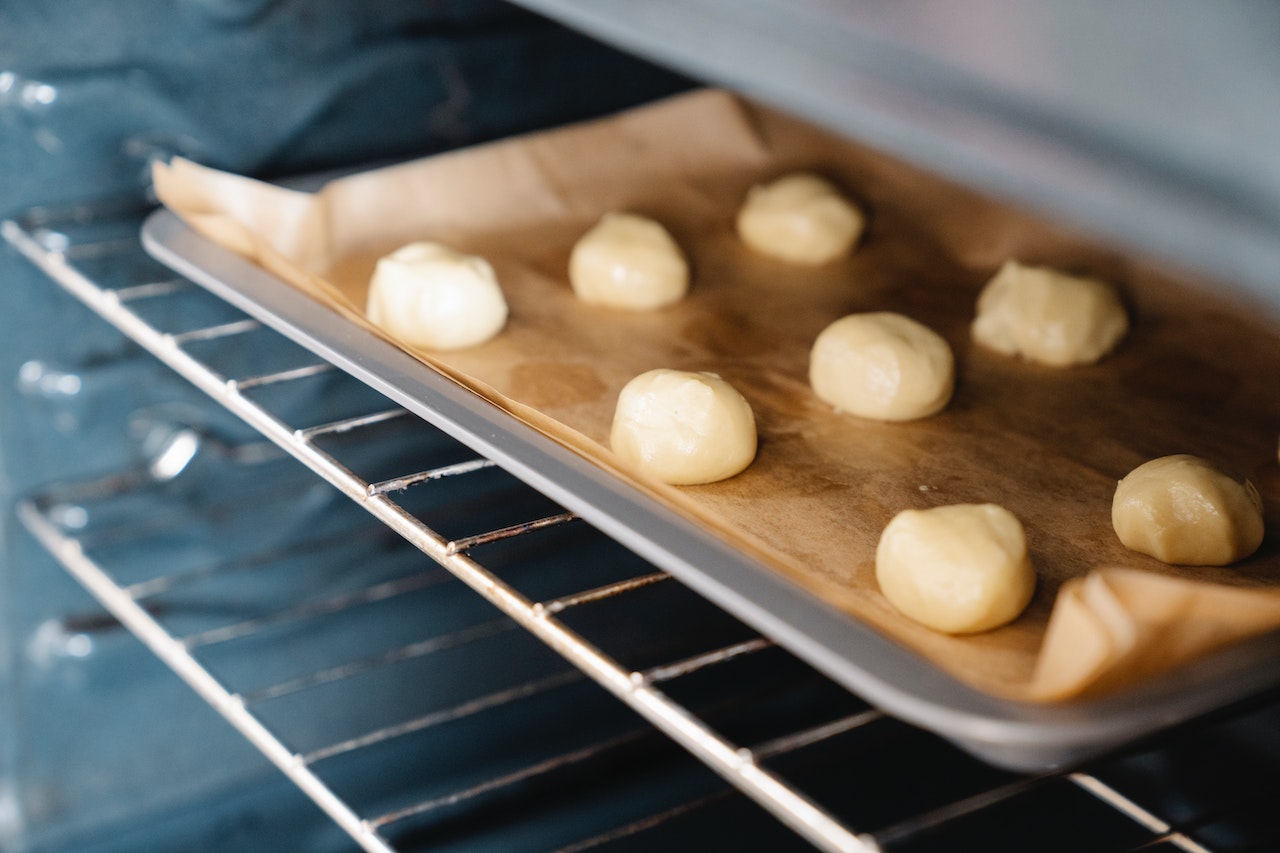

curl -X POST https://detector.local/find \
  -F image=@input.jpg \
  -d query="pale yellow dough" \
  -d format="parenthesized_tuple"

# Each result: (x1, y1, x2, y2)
(569, 213, 689, 310)
(610, 369, 757, 485)
(809, 312, 954, 421)
(366, 242, 507, 350)
(736, 173, 865, 265)
(875, 503, 1036, 634)
(972, 260, 1128, 366)
(1112, 454, 1265, 565)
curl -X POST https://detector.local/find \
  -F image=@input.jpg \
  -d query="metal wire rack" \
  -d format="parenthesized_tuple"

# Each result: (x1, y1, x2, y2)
(2, 203, 1237, 852)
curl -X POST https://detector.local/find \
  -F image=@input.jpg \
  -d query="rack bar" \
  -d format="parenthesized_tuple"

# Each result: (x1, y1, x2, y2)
(167, 318, 261, 345)
(553, 792, 735, 853)
(63, 235, 142, 259)
(112, 279, 191, 302)
(123, 527, 387, 599)
(295, 409, 409, 440)
(179, 569, 447, 650)
(751, 710, 883, 761)
(642, 637, 774, 683)
(366, 458, 495, 496)
(868, 775, 1053, 849)
(301, 669, 585, 765)
(537, 572, 670, 616)
(242, 618, 519, 704)
(229, 362, 334, 391)
(445, 511, 579, 555)
(367, 730, 652, 829)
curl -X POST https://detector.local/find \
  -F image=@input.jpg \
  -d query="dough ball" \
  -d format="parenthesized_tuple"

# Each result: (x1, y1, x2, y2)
(1112, 454, 1265, 565)
(876, 503, 1036, 634)
(610, 369, 757, 485)
(366, 242, 508, 350)
(971, 260, 1128, 366)
(569, 213, 689, 310)
(736, 173, 866, 265)
(809, 312, 954, 421)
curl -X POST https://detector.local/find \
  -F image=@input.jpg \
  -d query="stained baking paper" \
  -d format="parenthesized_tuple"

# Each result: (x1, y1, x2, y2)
(153, 89, 1280, 701)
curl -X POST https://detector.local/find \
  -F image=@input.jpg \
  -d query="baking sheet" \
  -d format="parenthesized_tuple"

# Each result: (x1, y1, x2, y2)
(144, 89, 1280, 768)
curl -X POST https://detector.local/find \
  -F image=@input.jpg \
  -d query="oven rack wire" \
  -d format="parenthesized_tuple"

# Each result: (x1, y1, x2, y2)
(2, 205, 1218, 853)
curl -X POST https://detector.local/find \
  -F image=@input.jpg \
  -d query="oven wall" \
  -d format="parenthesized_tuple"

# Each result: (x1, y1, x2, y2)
(0, 3, 686, 848)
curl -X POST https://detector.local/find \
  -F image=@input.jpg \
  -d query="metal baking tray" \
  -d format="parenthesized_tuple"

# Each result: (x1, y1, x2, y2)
(143, 207, 1280, 772)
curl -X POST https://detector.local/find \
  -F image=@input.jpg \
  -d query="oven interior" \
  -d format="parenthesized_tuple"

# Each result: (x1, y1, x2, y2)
(3, 3, 1280, 853)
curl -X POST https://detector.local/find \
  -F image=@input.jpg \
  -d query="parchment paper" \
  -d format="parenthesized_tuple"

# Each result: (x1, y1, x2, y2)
(152, 89, 1280, 702)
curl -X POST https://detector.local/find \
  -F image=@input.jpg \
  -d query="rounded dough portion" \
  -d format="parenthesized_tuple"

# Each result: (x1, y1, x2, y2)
(569, 213, 689, 310)
(809, 312, 954, 421)
(971, 260, 1128, 366)
(736, 173, 865, 265)
(366, 242, 507, 351)
(610, 369, 757, 485)
(1112, 454, 1264, 565)
(876, 503, 1036, 634)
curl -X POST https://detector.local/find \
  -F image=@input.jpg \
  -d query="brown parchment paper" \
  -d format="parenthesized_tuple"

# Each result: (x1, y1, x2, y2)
(152, 89, 1280, 702)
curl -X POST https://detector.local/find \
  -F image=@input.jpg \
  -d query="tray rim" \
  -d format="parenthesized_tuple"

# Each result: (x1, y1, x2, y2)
(142, 205, 1280, 772)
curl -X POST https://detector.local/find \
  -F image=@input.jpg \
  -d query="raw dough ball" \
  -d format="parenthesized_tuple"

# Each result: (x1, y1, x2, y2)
(876, 503, 1036, 634)
(736, 173, 865, 265)
(1112, 454, 1265, 565)
(809, 312, 954, 421)
(569, 213, 689, 309)
(971, 260, 1128, 366)
(610, 369, 757, 485)
(366, 242, 507, 350)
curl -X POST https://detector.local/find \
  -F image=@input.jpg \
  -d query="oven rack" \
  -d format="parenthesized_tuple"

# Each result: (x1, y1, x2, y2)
(3, 204, 1222, 853)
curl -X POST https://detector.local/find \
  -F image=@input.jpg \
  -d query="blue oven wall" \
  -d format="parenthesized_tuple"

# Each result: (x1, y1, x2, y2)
(0, 3, 687, 849)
